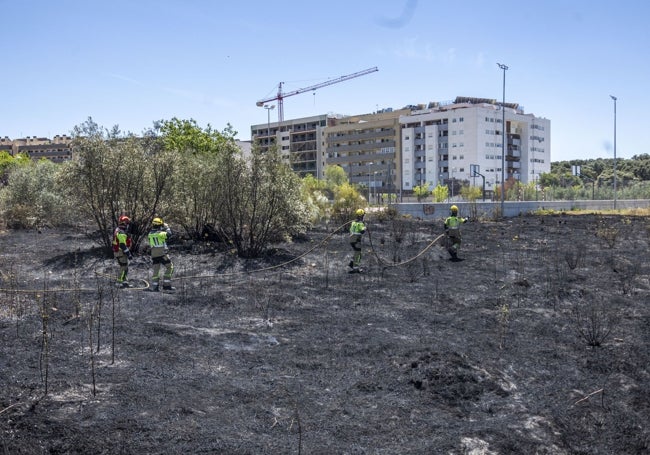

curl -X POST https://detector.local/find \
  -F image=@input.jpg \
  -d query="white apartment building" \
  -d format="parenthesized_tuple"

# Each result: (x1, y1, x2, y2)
(400, 97, 550, 196)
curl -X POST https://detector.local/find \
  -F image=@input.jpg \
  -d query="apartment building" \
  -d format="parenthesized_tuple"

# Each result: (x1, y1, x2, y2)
(251, 114, 330, 179)
(324, 109, 408, 200)
(0, 135, 73, 162)
(400, 97, 551, 195)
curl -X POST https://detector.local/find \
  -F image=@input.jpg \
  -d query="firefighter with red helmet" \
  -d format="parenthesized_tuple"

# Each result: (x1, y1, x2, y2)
(112, 215, 133, 287)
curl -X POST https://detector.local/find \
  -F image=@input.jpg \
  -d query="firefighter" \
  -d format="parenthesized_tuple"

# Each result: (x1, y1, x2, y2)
(444, 205, 468, 260)
(348, 209, 367, 273)
(112, 215, 133, 287)
(148, 217, 175, 291)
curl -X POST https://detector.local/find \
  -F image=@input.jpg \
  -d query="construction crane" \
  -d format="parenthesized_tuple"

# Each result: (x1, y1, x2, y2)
(256, 67, 379, 122)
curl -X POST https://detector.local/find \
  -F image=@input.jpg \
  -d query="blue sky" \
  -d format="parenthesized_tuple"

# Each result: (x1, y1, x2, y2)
(2, 0, 648, 162)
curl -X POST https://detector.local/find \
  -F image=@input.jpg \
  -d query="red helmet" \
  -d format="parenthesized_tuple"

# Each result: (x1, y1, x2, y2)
(118, 215, 131, 225)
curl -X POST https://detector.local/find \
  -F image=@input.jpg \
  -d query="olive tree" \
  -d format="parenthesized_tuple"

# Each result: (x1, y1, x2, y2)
(158, 118, 235, 239)
(215, 145, 309, 258)
(0, 159, 73, 229)
(61, 118, 177, 252)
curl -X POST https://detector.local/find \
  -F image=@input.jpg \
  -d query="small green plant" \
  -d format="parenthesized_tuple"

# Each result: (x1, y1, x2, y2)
(413, 184, 431, 202)
(432, 184, 448, 203)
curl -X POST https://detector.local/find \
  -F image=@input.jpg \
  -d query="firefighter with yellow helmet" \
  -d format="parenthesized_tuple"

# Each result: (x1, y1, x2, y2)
(444, 205, 468, 260)
(148, 217, 175, 291)
(348, 208, 367, 273)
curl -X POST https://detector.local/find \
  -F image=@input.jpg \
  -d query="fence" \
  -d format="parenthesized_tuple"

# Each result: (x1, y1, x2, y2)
(394, 200, 650, 220)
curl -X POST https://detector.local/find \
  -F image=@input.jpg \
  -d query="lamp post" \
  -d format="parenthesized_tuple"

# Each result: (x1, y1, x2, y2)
(451, 167, 456, 200)
(367, 161, 373, 204)
(497, 62, 508, 216)
(263, 104, 275, 147)
(610, 95, 617, 209)
(373, 171, 378, 204)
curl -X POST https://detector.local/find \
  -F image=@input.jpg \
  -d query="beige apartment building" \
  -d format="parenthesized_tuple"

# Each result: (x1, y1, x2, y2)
(252, 109, 407, 201)
(0, 135, 73, 162)
(325, 109, 408, 201)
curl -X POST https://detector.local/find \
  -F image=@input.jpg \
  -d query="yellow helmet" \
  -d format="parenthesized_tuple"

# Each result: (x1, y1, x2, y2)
(355, 209, 365, 217)
(450, 205, 458, 214)
(152, 217, 164, 226)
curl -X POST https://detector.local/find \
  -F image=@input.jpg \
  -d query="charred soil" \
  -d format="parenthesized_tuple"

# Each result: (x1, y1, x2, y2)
(1, 214, 649, 454)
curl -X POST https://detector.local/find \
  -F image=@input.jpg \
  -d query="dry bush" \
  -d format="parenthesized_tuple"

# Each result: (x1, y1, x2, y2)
(571, 294, 615, 347)
(595, 226, 619, 249)
(564, 242, 586, 270)
(496, 299, 510, 350)
(606, 255, 641, 295)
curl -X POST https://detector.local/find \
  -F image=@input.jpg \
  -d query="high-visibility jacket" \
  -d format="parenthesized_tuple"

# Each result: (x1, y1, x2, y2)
(148, 226, 172, 258)
(444, 216, 466, 237)
(112, 226, 132, 253)
(350, 220, 366, 237)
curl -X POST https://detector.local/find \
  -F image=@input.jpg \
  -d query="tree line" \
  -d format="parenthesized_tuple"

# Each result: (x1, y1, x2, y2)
(0, 118, 367, 258)
(1, 118, 647, 257)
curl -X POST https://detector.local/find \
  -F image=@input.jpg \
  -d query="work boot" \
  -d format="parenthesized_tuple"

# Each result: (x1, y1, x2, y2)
(163, 285, 176, 291)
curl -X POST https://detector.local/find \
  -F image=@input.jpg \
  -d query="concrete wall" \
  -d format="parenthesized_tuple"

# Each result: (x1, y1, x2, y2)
(394, 200, 650, 220)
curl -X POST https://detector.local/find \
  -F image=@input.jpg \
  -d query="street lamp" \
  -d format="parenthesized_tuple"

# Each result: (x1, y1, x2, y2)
(497, 62, 508, 216)
(373, 171, 378, 204)
(610, 95, 617, 209)
(263, 104, 275, 146)
(367, 161, 373, 204)
(451, 167, 456, 199)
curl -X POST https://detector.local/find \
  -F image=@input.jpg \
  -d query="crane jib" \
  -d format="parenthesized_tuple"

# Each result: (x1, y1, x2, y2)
(256, 67, 379, 122)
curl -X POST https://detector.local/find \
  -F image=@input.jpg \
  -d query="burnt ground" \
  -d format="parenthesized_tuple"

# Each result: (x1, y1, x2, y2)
(0, 213, 649, 454)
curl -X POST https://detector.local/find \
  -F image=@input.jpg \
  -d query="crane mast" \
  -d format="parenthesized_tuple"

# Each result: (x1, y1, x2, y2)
(256, 67, 378, 122)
